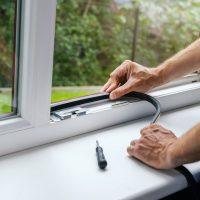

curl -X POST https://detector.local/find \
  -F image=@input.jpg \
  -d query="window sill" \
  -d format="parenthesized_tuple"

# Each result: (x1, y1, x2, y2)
(0, 117, 32, 135)
(0, 103, 199, 200)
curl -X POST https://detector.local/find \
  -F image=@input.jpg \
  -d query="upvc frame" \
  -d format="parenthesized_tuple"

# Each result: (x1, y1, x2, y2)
(19, 0, 56, 126)
(0, 0, 200, 156)
(0, 0, 56, 136)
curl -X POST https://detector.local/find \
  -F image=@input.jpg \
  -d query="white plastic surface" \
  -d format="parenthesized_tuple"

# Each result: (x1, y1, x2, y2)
(0, 104, 200, 200)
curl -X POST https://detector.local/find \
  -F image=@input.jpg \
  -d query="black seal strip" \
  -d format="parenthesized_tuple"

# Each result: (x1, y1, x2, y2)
(51, 92, 161, 123)
(175, 166, 200, 200)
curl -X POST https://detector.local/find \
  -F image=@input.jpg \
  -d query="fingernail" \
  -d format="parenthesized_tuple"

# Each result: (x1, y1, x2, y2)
(110, 92, 116, 100)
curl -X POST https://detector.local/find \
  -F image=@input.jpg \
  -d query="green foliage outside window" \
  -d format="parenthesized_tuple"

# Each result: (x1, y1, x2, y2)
(0, 0, 200, 88)
(0, 0, 15, 87)
(0, 0, 15, 114)
(53, 0, 200, 86)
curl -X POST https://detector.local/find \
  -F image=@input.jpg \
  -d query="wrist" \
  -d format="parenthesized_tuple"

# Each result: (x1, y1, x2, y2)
(166, 141, 184, 168)
(149, 67, 165, 89)
(153, 58, 176, 87)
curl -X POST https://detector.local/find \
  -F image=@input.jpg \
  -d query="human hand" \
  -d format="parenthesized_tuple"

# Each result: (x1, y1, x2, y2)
(127, 124, 178, 169)
(101, 60, 160, 99)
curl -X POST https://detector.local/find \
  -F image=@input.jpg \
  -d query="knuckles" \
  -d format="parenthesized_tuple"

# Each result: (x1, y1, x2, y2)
(124, 59, 133, 64)
(134, 143, 144, 152)
(109, 72, 115, 79)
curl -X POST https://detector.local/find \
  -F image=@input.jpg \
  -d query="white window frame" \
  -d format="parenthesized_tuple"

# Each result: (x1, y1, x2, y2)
(0, 0, 57, 129)
(0, 0, 200, 156)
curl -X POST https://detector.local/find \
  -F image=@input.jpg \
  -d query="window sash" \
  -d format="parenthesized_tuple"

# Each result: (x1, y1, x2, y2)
(18, 0, 56, 126)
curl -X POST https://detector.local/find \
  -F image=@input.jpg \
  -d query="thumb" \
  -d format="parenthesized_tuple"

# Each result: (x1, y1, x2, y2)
(110, 82, 132, 100)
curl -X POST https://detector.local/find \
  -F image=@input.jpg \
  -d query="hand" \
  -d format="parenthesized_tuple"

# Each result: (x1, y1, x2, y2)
(101, 60, 160, 99)
(127, 124, 178, 169)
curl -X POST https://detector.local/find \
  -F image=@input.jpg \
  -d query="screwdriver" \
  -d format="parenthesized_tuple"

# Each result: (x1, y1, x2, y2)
(96, 140, 107, 170)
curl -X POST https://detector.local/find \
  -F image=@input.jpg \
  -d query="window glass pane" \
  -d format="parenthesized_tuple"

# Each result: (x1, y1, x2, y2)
(52, 0, 200, 102)
(0, 0, 18, 116)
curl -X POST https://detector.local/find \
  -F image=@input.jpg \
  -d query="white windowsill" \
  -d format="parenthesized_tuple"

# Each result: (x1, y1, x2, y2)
(0, 103, 199, 200)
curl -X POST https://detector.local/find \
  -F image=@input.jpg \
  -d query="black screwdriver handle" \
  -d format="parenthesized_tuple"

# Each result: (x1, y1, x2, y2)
(96, 146, 107, 169)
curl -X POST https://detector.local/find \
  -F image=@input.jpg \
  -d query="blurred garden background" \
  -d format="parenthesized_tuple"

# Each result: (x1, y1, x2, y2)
(1, 0, 200, 114)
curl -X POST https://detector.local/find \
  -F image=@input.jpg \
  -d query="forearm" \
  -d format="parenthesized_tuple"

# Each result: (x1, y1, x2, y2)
(170, 123, 200, 166)
(155, 39, 200, 86)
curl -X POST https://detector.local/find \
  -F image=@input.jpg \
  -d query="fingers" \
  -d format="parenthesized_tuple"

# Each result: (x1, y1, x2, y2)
(101, 80, 119, 94)
(127, 140, 152, 161)
(101, 60, 133, 93)
(127, 139, 138, 155)
(127, 124, 178, 169)
(110, 81, 133, 99)
(100, 79, 112, 92)
(140, 124, 177, 140)
(140, 124, 159, 136)
(101, 78, 132, 99)
(127, 138, 162, 169)
(100, 74, 120, 93)
(106, 82, 119, 93)
(140, 124, 170, 136)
